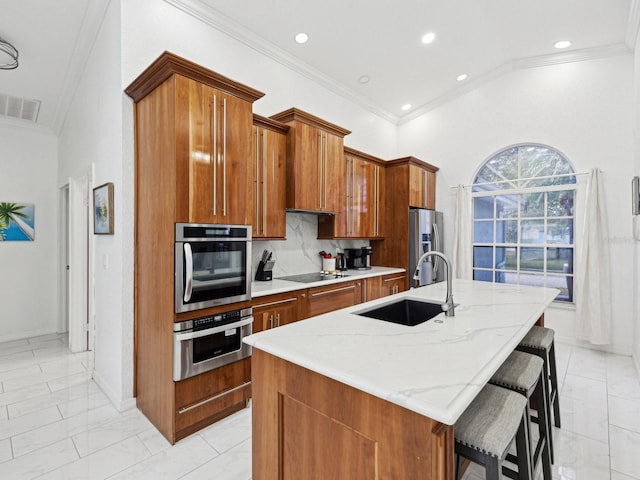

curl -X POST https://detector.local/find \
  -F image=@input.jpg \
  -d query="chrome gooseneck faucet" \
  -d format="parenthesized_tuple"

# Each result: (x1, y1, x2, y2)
(413, 251, 455, 317)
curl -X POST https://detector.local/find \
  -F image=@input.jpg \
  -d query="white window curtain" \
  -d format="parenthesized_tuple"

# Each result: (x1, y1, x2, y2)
(576, 168, 612, 345)
(452, 185, 473, 279)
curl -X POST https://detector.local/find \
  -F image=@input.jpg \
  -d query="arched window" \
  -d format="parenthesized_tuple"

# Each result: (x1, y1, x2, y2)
(472, 144, 576, 302)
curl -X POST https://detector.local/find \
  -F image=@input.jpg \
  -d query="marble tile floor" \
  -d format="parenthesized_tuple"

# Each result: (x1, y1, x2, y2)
(1, 333, 639, 479)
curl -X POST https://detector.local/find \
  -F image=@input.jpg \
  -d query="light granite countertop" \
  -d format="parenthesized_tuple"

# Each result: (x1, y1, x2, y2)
(244, 279, 558, 425)
(250, 266, 406, 297)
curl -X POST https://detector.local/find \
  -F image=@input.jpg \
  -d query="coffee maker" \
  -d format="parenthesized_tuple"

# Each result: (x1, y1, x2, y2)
(345, 246, 372, 270)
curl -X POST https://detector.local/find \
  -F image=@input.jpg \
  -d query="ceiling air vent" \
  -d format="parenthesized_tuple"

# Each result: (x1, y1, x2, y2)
(0, 93, 41, 122)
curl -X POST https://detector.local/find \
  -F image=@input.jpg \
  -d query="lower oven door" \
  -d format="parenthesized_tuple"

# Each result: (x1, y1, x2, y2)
(173, 317, 253, 381)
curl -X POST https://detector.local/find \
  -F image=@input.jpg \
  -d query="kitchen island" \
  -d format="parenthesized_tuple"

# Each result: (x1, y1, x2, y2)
(244, 279, 558, 479)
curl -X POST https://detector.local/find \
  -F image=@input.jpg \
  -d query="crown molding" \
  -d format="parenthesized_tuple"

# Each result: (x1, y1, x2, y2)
(399, 43, 631, 125)
(164, 0, 634, 128)
(163, 0, 398, 123)
(52, 0, 111, 135)
(626, 0, 640, 48)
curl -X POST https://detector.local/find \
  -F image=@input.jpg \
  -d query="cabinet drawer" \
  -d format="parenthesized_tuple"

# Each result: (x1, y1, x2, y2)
(174, 358, 251, 433)
(302, 280, 362, 319)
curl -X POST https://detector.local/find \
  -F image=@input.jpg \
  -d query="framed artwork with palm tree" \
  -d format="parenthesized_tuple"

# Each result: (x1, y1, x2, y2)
(93, 183, 114, 235)
(0, 202, 35, 241)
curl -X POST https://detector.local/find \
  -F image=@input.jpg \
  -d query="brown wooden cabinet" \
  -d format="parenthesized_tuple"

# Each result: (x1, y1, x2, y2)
(252, 349, 455, 480)
(126, 52, 264, 444)
(362, 272, 407, 302)
(185, 83, 255, 225)
(251, 292, 298, 333)
(371, 157, 439, 273)
(299, 280, 363, 319)
(270, 108, 350, 213)
(409, 163, 437, 210)
(318, 147, 386, 239)
(252, 115, 288, 239)
(382, 272, 407, 295)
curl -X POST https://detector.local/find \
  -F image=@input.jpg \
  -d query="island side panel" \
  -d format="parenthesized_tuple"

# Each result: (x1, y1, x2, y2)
(251, 349, 454, 480)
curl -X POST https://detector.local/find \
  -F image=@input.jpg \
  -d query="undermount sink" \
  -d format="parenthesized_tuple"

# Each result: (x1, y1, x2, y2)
(355, 298, 447, 326)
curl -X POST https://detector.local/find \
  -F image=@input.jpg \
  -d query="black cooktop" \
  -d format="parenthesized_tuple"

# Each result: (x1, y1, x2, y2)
(277, 272, 349, 283)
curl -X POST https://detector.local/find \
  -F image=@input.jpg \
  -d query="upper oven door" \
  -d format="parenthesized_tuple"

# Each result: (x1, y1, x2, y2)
(175, 224, 251, 313)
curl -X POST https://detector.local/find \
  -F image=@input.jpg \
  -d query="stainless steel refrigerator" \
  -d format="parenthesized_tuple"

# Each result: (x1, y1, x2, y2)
(409, 208, 445, 287)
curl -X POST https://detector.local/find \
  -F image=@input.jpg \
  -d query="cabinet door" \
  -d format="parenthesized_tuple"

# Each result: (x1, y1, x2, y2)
(382, 274, 407, 296)
(290, 123, 321, 211)
(363, 276, 383, 302)
(252, 127, 286, 239)
(409, 165, 436, 210)
(252, 294, 298, 333)
(409, 164, 427, 209)
(189, 83, 253, 225)
(301, 281, 362, 319)
(351, 157, 376, 237)
(322, 131, 345, 213)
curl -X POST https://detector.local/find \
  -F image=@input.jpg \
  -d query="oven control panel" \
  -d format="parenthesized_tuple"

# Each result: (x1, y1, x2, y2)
(174, 307, 253, 333)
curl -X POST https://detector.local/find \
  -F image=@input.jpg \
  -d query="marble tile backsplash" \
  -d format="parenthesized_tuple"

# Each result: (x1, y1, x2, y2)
(251, 212, 369, 278)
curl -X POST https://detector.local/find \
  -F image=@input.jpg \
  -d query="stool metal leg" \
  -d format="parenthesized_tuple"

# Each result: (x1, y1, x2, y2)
(534, 370, 552, 480)
(549, 341, 561, 428)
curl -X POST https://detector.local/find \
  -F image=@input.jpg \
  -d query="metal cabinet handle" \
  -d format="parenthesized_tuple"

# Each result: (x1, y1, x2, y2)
(374, 166, 379, 236)
(178, 381, 251, 414)
(268, 314, 273, 329)
(255, 128, 260, 234)
(222, 98, 227, 216)
(310, 284, 355, 297)
(212, 96, 217, 215)
(318, 131, 323, 209)
(323, 133, 327, 210)
(262, 130, 267, 234)
(276, 313, 281, 327)
(300, 293, 306, 298)
(254, 297, 297, 309)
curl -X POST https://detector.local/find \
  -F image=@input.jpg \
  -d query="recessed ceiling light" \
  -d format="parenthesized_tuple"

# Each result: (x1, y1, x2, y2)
(457, 74, 468, 82)
(295, 33, 309, 44)
(554, 40, 571, 49)
(401, 104, 412, 111)
(421, 32, 436, 44)
(358, 75, 370, 84)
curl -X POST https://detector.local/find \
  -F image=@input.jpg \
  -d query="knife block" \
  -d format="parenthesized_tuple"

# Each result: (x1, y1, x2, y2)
(255, 260, 274, 281)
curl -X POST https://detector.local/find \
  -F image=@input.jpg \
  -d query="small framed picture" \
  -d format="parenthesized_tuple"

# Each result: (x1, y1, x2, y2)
(93, 182, 114, 235)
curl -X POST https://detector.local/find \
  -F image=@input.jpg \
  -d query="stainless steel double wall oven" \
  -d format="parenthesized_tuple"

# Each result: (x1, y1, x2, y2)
(173, 223, 253, 381)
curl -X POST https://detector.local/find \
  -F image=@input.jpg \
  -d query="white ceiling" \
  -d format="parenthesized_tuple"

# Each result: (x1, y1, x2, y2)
(0, 0, 636, 132)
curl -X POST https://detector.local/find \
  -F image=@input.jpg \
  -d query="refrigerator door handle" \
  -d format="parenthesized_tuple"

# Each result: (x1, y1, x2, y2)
(432, 222, 441, 277)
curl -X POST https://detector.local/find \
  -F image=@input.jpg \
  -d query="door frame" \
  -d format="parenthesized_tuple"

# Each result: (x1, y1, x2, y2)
(63, 168, 95, 353)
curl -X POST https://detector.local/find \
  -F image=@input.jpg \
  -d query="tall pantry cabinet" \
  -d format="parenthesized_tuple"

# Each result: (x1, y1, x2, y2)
(125, 52, 264, 444)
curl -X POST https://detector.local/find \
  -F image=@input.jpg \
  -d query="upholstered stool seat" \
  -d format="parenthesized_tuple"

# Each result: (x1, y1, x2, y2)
(517, 326, 561, 431)
(490, 351, 553, 479)
(455, 384, 531, 480)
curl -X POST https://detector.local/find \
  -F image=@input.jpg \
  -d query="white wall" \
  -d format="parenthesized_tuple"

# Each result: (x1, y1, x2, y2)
(120, 0, 398, 160)
(0, 122, 59, 341)
(398, 55, 636, 354)
(57, 0, 133, 409)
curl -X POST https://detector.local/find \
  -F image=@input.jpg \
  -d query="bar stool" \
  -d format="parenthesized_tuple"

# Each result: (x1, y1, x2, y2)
(516, 326, 561, 429)
(490, 350, 553, 478)
(455, 384, 531, 480)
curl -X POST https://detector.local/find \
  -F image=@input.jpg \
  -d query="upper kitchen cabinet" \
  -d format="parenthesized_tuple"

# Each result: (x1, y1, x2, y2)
(252, 115, 288, 239)
(270, 108, 351, 214)
(125, 51, 264, 226)
(409, 161, 437, 210)
(371, 157, 438, 271)
(318, 147, 386, 239)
